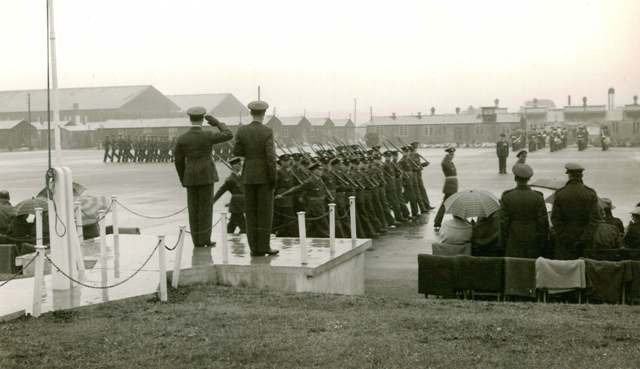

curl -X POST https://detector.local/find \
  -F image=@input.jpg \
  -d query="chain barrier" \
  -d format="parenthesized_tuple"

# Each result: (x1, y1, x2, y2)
(45, 240, 161, 290)
(0, 253, 37, 288)
(184, 216, 224, 235)
(115, 200, 187, 220)
(49, 198, 68, 238)
(164, 229, 184, 251)
(0, 233, 37, 244)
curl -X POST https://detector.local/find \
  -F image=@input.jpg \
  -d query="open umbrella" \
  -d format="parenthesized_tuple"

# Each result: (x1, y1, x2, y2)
(14, 198, 49, 216)
(78, 195, 110, 225)
(444, 189, 500, 219)
(530, 178, 566, 190)
(35, 182, 87, 199)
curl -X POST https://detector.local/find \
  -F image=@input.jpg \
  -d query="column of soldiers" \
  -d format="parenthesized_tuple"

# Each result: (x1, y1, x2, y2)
(102, 135, 234, 164)
(232, 142, 434, 239)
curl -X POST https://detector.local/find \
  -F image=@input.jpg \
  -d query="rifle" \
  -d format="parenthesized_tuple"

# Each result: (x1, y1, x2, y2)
(384, 137, 422, 169)
(395, 136, 430, 166)
(211, 153, 240, 176)
(275, 138, 295, 156)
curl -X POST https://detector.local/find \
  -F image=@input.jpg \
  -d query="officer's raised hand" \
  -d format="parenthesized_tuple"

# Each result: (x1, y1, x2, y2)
(205, 114, 220, 126)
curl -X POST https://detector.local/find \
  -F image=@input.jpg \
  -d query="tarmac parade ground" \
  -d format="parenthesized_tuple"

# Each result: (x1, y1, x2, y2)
(1, 146, 639, 300)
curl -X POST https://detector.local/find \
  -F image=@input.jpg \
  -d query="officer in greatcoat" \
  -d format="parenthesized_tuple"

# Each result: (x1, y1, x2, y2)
(499, 163, 549, 258)
(174, 106, 233, 247)
(551, 162, 602, 259)
(233, 100, 279, 256)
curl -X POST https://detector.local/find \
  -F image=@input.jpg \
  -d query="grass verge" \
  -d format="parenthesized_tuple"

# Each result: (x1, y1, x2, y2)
(1, 284, 640, 369)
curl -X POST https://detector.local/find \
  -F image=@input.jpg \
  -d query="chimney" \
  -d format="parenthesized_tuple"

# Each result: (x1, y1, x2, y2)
(568, 95, 572, 106)
(455, 107, 460, 115)
(582, 96, 587, 107)
(369, 106, 373, 122)
(533, 98, 538, 108)
(607, 87, 615, 112)
(430, 107, 435, 116)
(494, 98, 499, 107)
(417, 112, 422, 119)
(391, 112, 397, 120)
(634, 95, 638, 105)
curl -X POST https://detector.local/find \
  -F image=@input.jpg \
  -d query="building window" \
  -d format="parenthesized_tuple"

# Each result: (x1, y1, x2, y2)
(398, 125, 408, 137)
(613, 122, 619, 133)
(633, 121, 640, 134)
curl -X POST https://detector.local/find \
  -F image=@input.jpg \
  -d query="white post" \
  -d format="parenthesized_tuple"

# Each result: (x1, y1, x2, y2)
(32, 208, 45, 318)
(111, 196, 120, 278)
(98, 210, 107, 260)
(171, 226, 186, 289)
(349, 195, 357, 245)
(158, 235, 168, 302)
(48, 0, 63, 164)
(328, 203, 336, 255)
(74, 201, 83, 242)
(220, 212, 229, 264)
(297, 211, 308, 265)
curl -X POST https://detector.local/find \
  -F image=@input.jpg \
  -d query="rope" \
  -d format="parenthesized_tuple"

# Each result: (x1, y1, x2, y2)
(0, 253, 37, 288)
(164, 229, 184, 251)
(45, 240, 161, 290)
(184, 216, 224, 235)
(116, 200, 186, 219)
(0, 233, 37, 243)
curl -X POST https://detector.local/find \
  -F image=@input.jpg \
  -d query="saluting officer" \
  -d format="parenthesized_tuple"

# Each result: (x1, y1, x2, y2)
(174, 106, 233, 248)
(233, 100, 279, 256)
(496, 133, 509, 174)
(499, 164, 549, 258)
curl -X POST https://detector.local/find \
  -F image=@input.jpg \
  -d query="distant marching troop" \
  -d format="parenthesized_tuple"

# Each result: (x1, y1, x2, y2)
(102, 134, 233, 163)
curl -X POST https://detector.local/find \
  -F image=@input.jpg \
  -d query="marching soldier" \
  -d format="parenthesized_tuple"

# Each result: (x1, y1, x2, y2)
(496, 133, 509, 174)
(433, 146, 458, 232)
(212, 157, 245, 234)
(174, 107, 233, 248)
(103, 135, 113, 163)
(273, 154, 298, 237)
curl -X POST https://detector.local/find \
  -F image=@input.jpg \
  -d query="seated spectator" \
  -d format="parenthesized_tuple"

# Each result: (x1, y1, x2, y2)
(624, 207, 640, 249)
(439, 215, 472, 245)
(601, 198, 624, 235)
(471, 211, 503, 256)
(0, 190, 16, 243)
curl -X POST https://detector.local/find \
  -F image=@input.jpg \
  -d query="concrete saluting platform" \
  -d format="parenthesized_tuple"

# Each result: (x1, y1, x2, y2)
(1, 233, 372, 319)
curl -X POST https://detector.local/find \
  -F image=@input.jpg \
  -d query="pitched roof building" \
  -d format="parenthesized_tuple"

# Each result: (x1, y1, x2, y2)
(167, 93, 250, 118)
(0, 85, 180, 123)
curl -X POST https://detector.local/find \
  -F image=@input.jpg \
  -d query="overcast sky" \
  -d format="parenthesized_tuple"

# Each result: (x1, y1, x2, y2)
(1, 0, 638, 119)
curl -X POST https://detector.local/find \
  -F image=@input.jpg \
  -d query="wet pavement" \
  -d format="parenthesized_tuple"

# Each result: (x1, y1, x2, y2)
(2, 147, 639, 300)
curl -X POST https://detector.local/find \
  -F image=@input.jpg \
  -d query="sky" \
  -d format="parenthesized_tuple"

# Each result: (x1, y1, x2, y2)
(1, 0, 638, 120)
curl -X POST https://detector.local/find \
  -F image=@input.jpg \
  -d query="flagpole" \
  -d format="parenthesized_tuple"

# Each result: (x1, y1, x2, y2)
(48, 0, 62, 165)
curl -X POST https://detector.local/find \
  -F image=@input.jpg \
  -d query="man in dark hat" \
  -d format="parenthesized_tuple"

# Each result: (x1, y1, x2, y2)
(233, 100, 279, 256)
(0, 190, 16, 243)
(212, 157, 245, 234)
(551, 162, 601, 259)
(174, 106, 233, 248)
(433, 146, 458, 231)
(496, 133, 509, 174)
(499, 164, 549, 258)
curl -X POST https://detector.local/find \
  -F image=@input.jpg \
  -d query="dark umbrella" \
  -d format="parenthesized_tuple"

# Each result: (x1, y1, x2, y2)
(14, 198, 49, 216)
(36, 182, 87, 199)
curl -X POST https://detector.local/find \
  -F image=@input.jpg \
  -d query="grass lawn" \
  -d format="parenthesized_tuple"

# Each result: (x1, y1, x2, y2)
(2, 284, 640, 369)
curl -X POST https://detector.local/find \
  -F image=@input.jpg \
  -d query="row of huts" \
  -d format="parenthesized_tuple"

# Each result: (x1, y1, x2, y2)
(0, 115, 357, 151)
